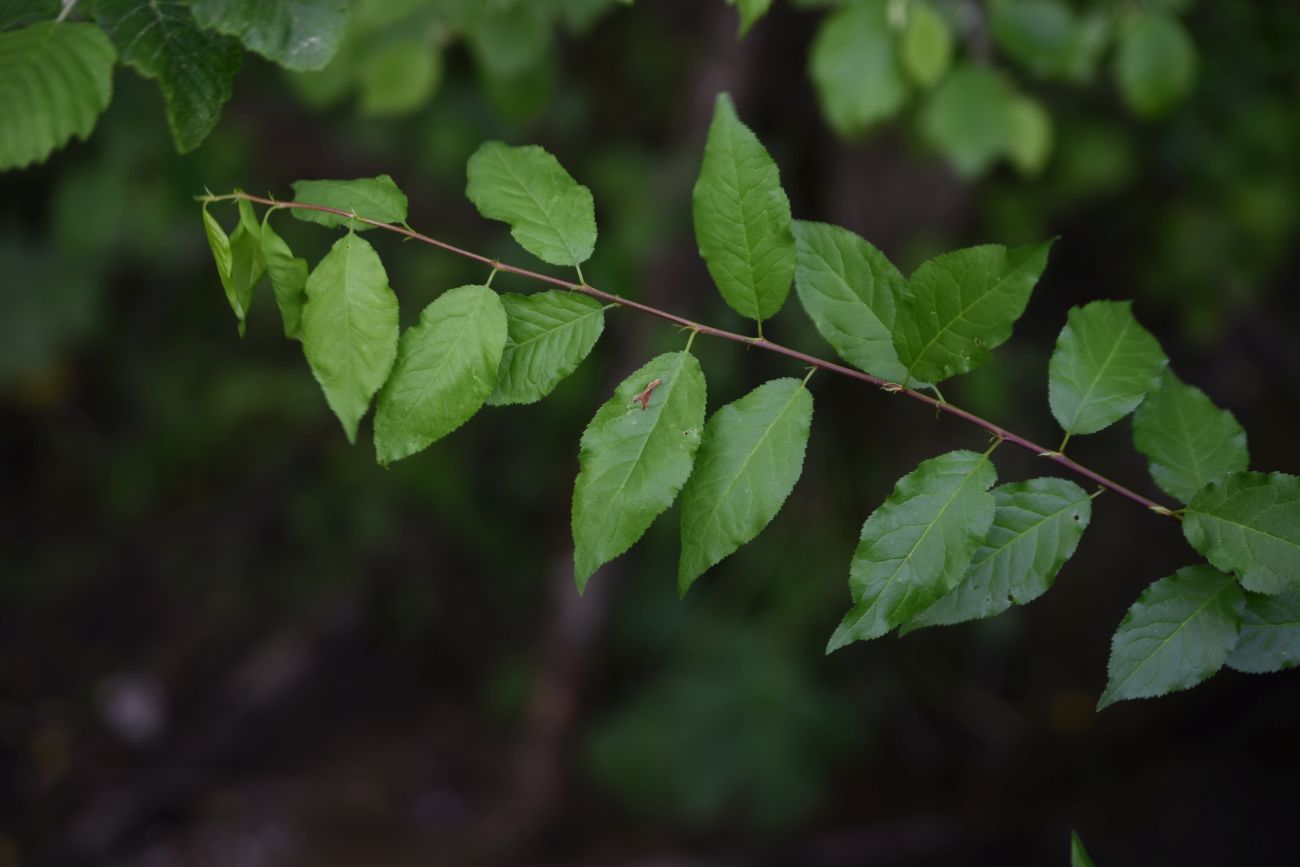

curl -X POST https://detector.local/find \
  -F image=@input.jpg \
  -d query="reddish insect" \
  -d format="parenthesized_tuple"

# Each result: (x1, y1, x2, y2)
(633, 378, 663, 410)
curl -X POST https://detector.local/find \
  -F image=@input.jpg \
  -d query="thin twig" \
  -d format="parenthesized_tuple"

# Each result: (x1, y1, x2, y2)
(200, 191, 1179, 520)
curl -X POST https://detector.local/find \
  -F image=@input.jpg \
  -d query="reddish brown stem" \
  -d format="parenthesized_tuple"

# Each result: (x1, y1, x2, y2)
(206, 192, 1179, 521)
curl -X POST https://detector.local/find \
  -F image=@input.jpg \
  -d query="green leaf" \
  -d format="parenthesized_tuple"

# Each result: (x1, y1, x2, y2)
(809, 0, 908, 136)
(1226, 590, 1300, 674)
(1184, 472, 1300, 595)
(1132, 372, 1249, 503)
(894, 241, 1053, 385)
(1098, 565, 1243, 709)
(358, 38, 442, 116)
(1006, 94, 1053, 176)
(678, 377, 813, 594)
(572, 351, 707, 590)
(727, 0, 773, 36)
(919, 64, 1015, 178)
(791, 220, 909, 382)
(0, 1, 58, 30)
(1071, 832, 1097, 867)
(373, 285, 507, 465)
(1115, 12, 1195, 118)
(465, 141, 597, 268)
(1048, 300, 1168, 438)
(901, 0, 953, 88)
(202, 203, 234, 302)
(226, 198, 266, 336)
(990, 0, 1105, 82)
(691, 93, 796, 327)
(907, 477, 1091, 630)
(300, 232, 399, 443)
(260, 212, 309, 340)
(95, 0, 242, 154)
(190, 0, 349, 71)
(487, 290, 605, 406)
(829, 449, 998, 651)
(290, 175, 409, 231)
(0, 22, 115, 170)
(466, 0, 551, 80)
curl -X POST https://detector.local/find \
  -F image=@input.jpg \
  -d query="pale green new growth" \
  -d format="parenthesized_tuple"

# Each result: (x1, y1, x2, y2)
(1132, 371, 1248, 503)
(791, 221, 909, 383)
(692, 93, 796, 328)
(1116, 12, 1196, 118)
(1098, 565, 1243, 709)
(726, 0, 773, 36)
(1226, 590, 1300, 674)
(810, 0, 908, 136)
(901, 0, 953, 88)
(202, 200, 263, 336)
(1071, 831, 1097, 867)
(373, 285, 507, 465)
(300, 232, 399, 443)
(829, 450, 997, 651)
(572, 352, 706, 590)
(1183, 471, 1300, 595)
(466, 141, 597, 267)
(290, 175, 409, 231)
(488, 290, 605, 406)
(0, 22, 116, 171)
(1048, 300, 1167, 438)
(678, 377, 813, 594)
(95, 0, 242, 153)
(260, 213, 309, 340)
(908, 477, 1091, 630)
(894, 241, 1053, 385)
(191, 0, 349, 71)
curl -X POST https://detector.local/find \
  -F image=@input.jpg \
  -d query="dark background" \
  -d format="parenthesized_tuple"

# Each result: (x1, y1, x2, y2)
(3, 1, 1299, 865)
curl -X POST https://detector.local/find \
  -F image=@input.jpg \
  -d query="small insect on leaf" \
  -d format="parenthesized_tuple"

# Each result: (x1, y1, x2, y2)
(634, 378, 663, 410)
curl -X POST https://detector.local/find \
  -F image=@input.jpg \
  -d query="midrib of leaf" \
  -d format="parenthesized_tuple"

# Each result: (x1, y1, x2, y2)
(862, 453, 989, 603)
(1063, 315, 1132, 434)
(685, 382, 805, 538)
(904, 256, 1033, 382)
(971, 496, 1088, 570)
(720, 121, 762, 319)
(1103, 582, 1235, 701)
(509, 303, 600, 352)
(390, 293, 488, 429)
(497, 153, 581, 264)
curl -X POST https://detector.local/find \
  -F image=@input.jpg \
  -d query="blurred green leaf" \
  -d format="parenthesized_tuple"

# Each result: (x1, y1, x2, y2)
(1071, 831, 1098, 867)
(190, 0, 349, 71)
(990, 0, 1108, 82)
(920, 64, 1015, 177)
(901, 0, 952, 88)
(727, 0, 773, 36)
(810, 0, 908, 136)
(1006, 94, 1053, 176)
(0, 22, 115, 170)
(1115, 11, 1196, 117)
(358, 38, 442, 116)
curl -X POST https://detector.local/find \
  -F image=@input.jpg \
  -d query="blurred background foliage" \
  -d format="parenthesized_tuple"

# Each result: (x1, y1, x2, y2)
(2, 1, 1299, 865)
